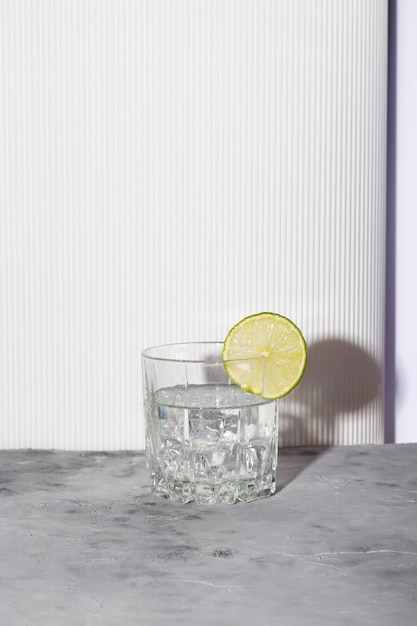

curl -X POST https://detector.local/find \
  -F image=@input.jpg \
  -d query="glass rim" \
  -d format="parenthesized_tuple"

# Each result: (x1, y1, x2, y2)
(141, 341, 256, 365)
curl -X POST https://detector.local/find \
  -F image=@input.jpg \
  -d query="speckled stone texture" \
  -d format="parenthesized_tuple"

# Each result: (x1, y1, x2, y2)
(0, 445, 416, 625)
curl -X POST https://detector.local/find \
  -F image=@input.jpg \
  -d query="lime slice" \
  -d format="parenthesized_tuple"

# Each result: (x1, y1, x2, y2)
(222, 312, 307, 399)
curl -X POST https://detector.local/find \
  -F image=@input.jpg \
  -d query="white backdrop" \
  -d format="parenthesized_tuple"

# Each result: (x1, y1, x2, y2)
(0, 0, 388, 450)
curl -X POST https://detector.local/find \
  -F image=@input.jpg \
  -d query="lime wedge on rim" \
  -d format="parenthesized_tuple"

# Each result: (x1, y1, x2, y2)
(222, 312, 308, 399)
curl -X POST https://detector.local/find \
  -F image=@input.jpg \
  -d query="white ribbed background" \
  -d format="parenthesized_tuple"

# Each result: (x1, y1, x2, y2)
(0, 0, 387, 450)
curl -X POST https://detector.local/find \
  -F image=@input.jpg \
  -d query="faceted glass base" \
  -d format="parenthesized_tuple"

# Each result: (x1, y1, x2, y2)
(150, 473, 276, 505)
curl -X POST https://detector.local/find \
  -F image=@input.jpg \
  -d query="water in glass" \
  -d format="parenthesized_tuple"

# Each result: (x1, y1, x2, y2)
(145, 383, 278, 504)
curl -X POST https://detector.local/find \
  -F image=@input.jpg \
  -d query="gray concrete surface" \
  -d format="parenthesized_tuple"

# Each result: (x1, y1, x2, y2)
(0, 444, 416, 625)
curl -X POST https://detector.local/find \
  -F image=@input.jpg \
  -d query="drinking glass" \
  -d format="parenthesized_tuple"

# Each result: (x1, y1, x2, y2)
(141, 342, 279, 504)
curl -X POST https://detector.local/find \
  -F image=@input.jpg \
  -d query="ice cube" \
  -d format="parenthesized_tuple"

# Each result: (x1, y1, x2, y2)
(158, 438, 184, 479)
(193, 447, 227, 483)
(189, 410, 224, 447)
(222, 414, 239, 444)
(242, 440, 271, 477)
(244, 423, 257, 441)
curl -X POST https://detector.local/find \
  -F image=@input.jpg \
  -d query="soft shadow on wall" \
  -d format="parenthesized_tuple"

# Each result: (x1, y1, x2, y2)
(279, 338, 383, 447)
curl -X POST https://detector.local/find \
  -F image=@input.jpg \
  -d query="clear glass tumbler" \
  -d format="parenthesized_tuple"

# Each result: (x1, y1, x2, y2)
(141, 342, 279, 504)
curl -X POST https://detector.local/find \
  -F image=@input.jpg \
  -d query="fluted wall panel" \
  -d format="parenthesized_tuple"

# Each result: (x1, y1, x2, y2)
(0, 0, 387, 449)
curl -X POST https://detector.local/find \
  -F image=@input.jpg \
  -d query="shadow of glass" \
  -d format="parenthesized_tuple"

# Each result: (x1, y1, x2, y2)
(302, 338, 382, 411)
(280, 338, 383, 446)
(275, 446, 329, 492)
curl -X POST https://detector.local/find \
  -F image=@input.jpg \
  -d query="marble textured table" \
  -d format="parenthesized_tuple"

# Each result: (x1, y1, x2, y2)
(1, 444, 416, 625)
